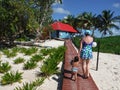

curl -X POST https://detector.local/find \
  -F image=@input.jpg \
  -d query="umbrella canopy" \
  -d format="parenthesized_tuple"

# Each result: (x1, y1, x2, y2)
(51, 22, 78, 33)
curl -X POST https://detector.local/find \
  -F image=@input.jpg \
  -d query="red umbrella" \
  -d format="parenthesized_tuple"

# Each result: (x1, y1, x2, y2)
(51, 22, 78, 33)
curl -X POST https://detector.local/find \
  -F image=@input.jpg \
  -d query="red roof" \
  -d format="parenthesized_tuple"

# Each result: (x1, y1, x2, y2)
(51, 22, 78, 33)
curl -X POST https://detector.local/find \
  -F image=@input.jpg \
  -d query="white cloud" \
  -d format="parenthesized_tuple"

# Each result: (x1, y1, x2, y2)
(111, 28, 120, 35)
(53, 7, 71, 15)
(110, 22, 120, 35)
(113, 3, 120, 8)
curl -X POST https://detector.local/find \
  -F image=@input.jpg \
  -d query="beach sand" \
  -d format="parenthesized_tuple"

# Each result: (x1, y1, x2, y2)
(90, 52, 120, 90)
(0, 39, 120, 90)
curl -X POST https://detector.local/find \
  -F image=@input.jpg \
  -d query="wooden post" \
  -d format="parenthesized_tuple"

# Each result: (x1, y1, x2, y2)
(96, 40, 100, 71)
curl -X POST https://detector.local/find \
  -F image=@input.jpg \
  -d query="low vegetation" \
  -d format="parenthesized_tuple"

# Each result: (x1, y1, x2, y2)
(30, 54, 44, 62)
(20, 47, 38, 55)
(72, 35, 120, 55)
(40, 46, 66, 77)
(1, 71, 23, 85)
(0, 45, 65, 90)
(24, 60, 37, 70)
(14, 58, 25, 64)
(0, 62, 11, 73)
(2, 49, 17, 58)
(14, 77, 45, 90)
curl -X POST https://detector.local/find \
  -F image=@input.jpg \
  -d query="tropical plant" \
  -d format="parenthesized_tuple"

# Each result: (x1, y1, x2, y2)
(2, 49, 17, 58)
(72, 35, 120, 55)
(14, 82, 36, 90)
(40, 57, 59, 77)
(24, 60, 37, 70)
(76, 12, 97, 36)
(14, 77, 45, 90)
(1, 71, 23, 85)
(19, 47, 27, 53)
(40, 46, 65, 77)
(0, 62, 11, 73)
(0, 0, 38, 45)
(97, 10, 120, 37)
(21, 47, 38, 55)
(32, 77, 45, 86)
(11, 47, 21, 53)
(30, 54, 44, 62)
(40, 48, 52, 56)
(14, 57, 25, 64)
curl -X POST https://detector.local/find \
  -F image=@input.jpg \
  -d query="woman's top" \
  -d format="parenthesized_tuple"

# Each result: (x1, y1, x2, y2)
(80, 41, 93, 60)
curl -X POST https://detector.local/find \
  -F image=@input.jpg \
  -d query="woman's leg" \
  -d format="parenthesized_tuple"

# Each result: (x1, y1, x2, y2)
(82, 60, 86, 76)
(86, 60, 90, 77)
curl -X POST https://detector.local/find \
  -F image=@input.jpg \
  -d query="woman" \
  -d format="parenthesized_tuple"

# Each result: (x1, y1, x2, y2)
(78, 30, 93, 79)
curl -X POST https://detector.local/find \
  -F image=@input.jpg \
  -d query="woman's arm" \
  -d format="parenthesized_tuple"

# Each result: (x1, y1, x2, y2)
(78, 39, 83, 56)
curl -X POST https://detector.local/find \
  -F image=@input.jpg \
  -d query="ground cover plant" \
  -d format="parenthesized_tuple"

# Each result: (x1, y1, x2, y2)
(0, 62, 11, 73)
(40, 46, 66, 77)
(14, 77, 45, 90)
(72, 35, 120, 55)
(23, 60, 37, 70)
(30, 54, 44, 62)
(1, 71, 23, 85)
(0, 45, 65, 90)
(14, 57, 25, 64)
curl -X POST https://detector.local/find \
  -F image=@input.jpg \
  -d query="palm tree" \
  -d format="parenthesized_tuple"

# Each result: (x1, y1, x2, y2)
(77, 12, 97, 36)
(97, 10, 120, 37)
(61, 15, 78, 30)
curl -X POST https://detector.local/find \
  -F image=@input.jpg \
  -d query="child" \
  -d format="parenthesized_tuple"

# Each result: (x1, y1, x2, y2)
(71, 56, 79, 81)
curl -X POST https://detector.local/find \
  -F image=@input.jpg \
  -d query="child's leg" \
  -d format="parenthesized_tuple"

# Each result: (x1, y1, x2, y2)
(71, 72, 75, 80)
(71, 73, 73, 79)
(74, 72, 77, 81)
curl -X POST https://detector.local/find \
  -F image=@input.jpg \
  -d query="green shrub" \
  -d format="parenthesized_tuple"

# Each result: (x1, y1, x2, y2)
(24, 60, 37, 70)
(11, 47, 21, 53)
(40, 46, 66, 77)
(14, 77, 45, 90)
(22, 47, 38, 55)
(72, 36, 120, 55)
(40, 48, 56, 56)
(2, 49, 17, 58)
(14, 58, 25, 64)
(30, 54, 44, 62)
(14, 82, 36, 90)
(0, 62, 11, 73)
(1, 71, 23, 85)
(32, 77, 45, 86)
(19, 47, 27, 53)
(40, 57, 59, 77)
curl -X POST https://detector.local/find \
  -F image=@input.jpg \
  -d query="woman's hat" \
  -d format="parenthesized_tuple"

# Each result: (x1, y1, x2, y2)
(85, 30, 92, 35)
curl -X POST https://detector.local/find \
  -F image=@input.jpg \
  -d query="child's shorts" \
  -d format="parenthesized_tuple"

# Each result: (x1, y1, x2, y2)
(72, 67, 78, 72)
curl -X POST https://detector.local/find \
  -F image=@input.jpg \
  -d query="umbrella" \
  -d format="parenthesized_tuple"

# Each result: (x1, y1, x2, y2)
(51, 22, 78, 33)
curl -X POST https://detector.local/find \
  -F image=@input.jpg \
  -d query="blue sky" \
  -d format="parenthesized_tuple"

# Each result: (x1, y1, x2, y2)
(52, 0, 120, 37)
(52, 0, 120, 20)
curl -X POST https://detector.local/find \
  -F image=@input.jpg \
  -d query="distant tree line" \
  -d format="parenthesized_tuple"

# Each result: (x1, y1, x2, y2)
(60, 10, 120, 37)
(0, 0, 62, 45)
(0, 0, 120, 46)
